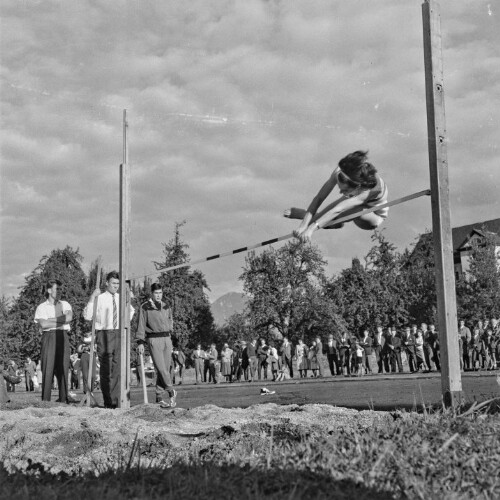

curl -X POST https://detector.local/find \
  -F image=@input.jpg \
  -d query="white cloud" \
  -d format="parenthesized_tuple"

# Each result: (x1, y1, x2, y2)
(1, 0, 499, 302)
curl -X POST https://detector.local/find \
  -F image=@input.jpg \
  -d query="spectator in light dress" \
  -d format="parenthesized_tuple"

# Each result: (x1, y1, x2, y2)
(220, 343, 234, 382)
(295, 339, 308, 378)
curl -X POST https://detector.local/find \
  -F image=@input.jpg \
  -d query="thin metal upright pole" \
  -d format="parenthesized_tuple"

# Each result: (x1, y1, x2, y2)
(119, 109, 131, 408)
(422, 0, 462, 407)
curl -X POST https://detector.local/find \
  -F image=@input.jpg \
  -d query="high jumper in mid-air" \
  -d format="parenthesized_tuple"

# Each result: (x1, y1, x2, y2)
(284, 150, 388, 241)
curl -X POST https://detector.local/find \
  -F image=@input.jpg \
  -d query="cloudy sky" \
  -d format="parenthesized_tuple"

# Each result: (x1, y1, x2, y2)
(1, 0, 498, 302)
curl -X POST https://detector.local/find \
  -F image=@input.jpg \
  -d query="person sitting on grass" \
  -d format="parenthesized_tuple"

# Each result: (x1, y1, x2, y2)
(284, 150, 388, 241)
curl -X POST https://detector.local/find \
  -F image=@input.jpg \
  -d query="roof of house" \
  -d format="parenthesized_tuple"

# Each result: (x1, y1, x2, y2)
(452, 218, 500, 251)
(407, 218, 500, 263)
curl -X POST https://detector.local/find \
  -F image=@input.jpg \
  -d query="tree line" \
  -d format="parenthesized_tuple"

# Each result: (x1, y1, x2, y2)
(1, 225, 499, 364)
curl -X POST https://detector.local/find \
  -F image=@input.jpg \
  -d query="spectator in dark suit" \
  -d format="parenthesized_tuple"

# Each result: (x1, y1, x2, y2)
(380, 328, 394, 373)
(325, 335, 339, 376)
(429, 324, 441, 371)
(391, 330, 404, 373)
(243, 339, 258, 382)
(400, 326, 416, 372)
(421, 323, 434, 371)
(338, 334, 351, 376)
(280, 337, 294, 378)
(257, 339, 269, 380)
(232, 342, 244, 382)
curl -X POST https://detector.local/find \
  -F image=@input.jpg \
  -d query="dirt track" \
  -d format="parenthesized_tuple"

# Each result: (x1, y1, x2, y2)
(4, 371, 498, 411)
(128, 371, 500, 410)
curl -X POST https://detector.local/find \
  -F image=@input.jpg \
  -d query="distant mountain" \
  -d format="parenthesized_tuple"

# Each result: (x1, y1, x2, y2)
(211, 292, 247, 326)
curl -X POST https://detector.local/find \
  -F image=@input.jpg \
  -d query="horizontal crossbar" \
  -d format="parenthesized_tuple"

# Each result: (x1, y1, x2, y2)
(132, 189, 430, 280)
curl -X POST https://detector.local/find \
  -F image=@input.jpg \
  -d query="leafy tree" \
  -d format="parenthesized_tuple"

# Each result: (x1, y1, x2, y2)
(214, 312, 254, 346)
(400, 233, 438, 325)
(0, 296, 16, 363)
(154, 222, 214, 350)
(456, 231, 500, 324)
(240, 239, 341, 343)
(7, 247, 89, 362)
(326, 232, 412, 335)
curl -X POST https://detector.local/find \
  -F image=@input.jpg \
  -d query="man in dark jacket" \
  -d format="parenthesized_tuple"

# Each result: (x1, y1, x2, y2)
(390, 329, 404, 373)
(243, 339, 258, 381)
(257, 339, 269, 380)
(136, 283, 177, 408)
(400, 326, 416, 373)
(429, 324, 441, 371)
(326, 335, 339, 376)
(338, 334, 351, 376)
(279, 337, 294, 378)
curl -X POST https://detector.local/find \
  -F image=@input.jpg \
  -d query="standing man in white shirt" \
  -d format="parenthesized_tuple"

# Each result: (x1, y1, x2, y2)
(34, 279, 74, 403)
(84, 271, 134, 409)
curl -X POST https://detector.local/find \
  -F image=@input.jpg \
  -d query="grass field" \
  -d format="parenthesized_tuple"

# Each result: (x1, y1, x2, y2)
(1, 399, 500, 499)
(2, 371, 500, 499)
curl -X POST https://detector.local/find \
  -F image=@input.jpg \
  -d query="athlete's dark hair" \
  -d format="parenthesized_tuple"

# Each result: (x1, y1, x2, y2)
(338, 150, 378, 189)
(106, 271, 120, 281)
(151, 283, 162, 293)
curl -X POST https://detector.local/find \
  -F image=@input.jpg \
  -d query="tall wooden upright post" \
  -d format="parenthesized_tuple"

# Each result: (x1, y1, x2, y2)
(422, 0, 462, 407)
(119, 109, 131, 408)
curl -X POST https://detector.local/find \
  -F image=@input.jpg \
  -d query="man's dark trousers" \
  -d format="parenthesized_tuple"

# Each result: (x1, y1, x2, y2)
(80, 352, 96, 394)
(258, 358, 268, 380)
(327, 353, 338, 375)
(282, 356, 293, 378)
(96, 329, 121, 407)
(41, 329, 70, 402)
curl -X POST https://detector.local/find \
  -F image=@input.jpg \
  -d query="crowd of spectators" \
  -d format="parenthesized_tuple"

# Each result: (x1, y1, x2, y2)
(2, 318, 498, 402)
(182, 317, 500, 383)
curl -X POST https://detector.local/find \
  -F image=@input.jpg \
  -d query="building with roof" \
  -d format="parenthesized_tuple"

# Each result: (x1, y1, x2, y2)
(452, 218, 500, 276)
(409, 218, 500, 278)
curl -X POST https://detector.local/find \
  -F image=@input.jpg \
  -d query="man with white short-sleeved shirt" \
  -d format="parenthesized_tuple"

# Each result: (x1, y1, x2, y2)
(34, 279, 73, 403)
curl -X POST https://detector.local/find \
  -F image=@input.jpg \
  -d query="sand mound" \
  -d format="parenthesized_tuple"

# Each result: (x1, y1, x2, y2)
(0, 403, 391, 475)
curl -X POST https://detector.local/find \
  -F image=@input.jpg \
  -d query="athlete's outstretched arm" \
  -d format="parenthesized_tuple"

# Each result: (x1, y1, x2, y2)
(295, 173, 337, 237)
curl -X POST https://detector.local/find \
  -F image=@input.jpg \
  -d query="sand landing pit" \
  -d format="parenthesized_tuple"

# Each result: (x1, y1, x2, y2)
(0, 403, 392, 475)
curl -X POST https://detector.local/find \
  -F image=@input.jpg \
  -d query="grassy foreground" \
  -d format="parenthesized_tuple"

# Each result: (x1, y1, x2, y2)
(1, 401, 500, 500)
